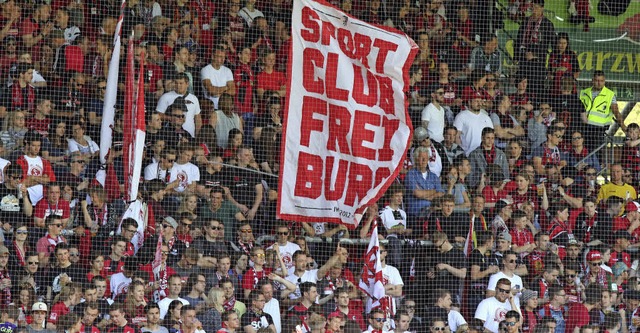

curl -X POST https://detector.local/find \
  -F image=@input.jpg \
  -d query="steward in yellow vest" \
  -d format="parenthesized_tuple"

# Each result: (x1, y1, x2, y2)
(579, 71, 625, 150)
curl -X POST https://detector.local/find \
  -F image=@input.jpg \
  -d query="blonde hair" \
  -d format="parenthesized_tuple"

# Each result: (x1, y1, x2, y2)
(207, 287, 225, 313)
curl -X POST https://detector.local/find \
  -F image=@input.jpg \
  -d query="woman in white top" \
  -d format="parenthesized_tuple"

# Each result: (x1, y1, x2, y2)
(67, 122, 99, 162)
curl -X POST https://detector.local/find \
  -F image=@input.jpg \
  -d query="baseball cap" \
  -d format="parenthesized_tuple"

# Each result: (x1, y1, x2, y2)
(498, 232, 512, 243)
(327, 311, 345, 320)
(626, 201, 640, 213)
(586, 250, 602, 262)
(163, 216, 178, 229)
(414, 127, 429, 142)
(520, 289, 538, 303)
(32, 302, 48, 312)
(462, 89, 484, 103)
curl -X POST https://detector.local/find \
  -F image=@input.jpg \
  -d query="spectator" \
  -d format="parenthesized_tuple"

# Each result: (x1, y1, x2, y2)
(515, 0, 555, 94)
(467, 35, 502, 76)
(210, 93, 243, 149)
(490, 95, 526, 150)
(474, 278, 518, 333)
(364, 308, 391, 333)
(421, 84, 447, 143)
(597, 164, 636, 206)
(140, 303, 169, 333)
(241, 290, 275, 333)
(405, 146, 445, 220)
(454, 93, 493, 156)
(487, 251, 524, 307)
(442, 126, 464, 164)
(157, 275, 190, 319)
(157, 72, 202, 138)
(468, 127, 509, 188)
(580, 71, 625, 150)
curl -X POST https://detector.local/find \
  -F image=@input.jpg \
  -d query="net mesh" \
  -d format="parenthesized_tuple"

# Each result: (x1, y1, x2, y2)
(0, 0, 638, 332)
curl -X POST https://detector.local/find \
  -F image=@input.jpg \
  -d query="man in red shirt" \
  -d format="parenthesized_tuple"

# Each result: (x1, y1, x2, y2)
(106, 303, 137, 333)
(565, 285, 601, 333)
(33, 183, 70, 227)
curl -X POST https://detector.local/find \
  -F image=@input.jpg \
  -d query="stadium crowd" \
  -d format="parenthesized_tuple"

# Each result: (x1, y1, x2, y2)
(0, 0, 632, 332)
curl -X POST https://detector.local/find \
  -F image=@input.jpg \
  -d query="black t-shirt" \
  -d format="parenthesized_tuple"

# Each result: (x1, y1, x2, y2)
(431, 248, 468, 298)
(46, 263, 86, 294)
(468, 248, 497, 292)
(225, 167, 261, 207)
(240, 309, 274, 330)
(0, 184, 28, 226)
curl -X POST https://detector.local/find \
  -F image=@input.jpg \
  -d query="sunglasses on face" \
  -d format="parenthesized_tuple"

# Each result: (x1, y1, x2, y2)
(497, 287, 511, 294)
(504, 322, 517, 327)
(372, 318, 385, 323)
(433, 327, 447, 331)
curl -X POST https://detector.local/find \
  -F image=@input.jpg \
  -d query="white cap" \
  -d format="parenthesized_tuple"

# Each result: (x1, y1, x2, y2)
(32, 302, 48, 312)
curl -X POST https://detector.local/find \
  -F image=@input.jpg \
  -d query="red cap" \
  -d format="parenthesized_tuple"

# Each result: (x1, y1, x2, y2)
(462, 88, 485, 103)
(626, 201, 640, 213)
(327, 311, 345, 320)
(586, 250, 602, 262)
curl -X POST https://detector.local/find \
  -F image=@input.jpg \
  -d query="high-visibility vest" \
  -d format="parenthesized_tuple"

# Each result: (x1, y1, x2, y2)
(580, 86, 615, 127)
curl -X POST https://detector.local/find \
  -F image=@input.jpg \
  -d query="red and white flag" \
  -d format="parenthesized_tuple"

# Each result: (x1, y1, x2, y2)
(277, 0, 418, 228)
(122, 40, 146, 202)
(358, 218, 387, 313)
(99, 0, 125, 165)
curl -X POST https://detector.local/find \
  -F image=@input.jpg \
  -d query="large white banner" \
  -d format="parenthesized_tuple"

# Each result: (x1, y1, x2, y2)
(277, 0, 417, 227)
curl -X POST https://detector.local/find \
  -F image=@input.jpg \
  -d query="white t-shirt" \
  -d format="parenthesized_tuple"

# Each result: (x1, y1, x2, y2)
(169, 162, 200, 192)
(158, 297, 190, 319)
(366, 264, 403, 314)
(200, 64, 234, 109)
(453, 109, 494, 156)
(67, 136, 99, 155)
(285, 269, 319, 300)
(267, 242, 301, 270)
(156, 91, 201, 137)
(379, 206, 407, 236)
(487, 272, 523, 308)
(474, 297, 513, 333)
(421, 103, 446, 143)
(144, 161, 169, 181)
(448, 310, 467, 332)
(238, 7, 264, 26)
(110, 272, 132, 299)
(263, 298, 281, 333)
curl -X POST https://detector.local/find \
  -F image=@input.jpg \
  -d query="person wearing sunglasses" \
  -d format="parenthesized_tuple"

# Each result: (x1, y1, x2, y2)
(364, 308, 391, 333)
(537, 285, 566, 333)
(429, 318, 449, 333)
(266, 223, 300, 271)
(500, 311, 520, 333)
(35, 214, 66, 267)
(475, 278, 518, 333)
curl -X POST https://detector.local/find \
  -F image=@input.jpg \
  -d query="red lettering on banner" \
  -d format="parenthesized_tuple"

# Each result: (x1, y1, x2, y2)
(344, 162, 373, 206)
(373, 39, 398, 74)
(326, 53, 349, 101)
(377, 75, 394, 115)
(299, 6, 397, 73)
(300, 7, 320, 43)
(324, 156, 349, 201)
(294, 152, 390, 205)
(300, 96, 326, 147)
(327, 104, 351, 154)
(352, 64, 378, 107)
(302, 48, 325, 94)
(375, 167, 391, 185)
(295, 152, 323, 199)
(353, 33, 372, 69)
(380, 118, 399, 161)
(352, 110, 378, 160)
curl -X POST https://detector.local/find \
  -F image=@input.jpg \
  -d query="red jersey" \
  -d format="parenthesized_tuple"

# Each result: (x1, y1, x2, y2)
(48, 302, 70, 324)
(242, 267, 273, 291)
(33, 199, 71, 220)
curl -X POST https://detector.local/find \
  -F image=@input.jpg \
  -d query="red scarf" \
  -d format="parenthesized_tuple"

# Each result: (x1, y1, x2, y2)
(11, 84, 35, 112)
(484, 147, 496, 164)
(223, 296, 236, 311)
